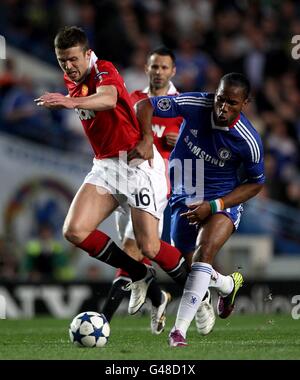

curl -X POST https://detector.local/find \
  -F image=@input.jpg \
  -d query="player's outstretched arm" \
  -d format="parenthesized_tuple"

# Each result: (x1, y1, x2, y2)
(34, 92, 74, 109)
(34, 85, 117, 111)
(73, 85, 117, 111)
(219, 182, 264, 209)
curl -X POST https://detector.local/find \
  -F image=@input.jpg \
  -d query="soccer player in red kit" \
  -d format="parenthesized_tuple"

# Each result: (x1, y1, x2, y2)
(35, 26, 188, 315)
(102, 47, 182, 334)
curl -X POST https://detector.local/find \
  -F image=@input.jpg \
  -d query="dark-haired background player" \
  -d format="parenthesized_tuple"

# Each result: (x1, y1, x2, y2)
(102, 46, 182, 334)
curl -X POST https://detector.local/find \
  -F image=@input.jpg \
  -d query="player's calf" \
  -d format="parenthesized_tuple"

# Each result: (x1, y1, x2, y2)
(102, 277, 130, 322)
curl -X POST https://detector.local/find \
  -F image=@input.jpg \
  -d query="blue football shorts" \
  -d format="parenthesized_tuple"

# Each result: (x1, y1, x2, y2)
(170, 201, 243, 256)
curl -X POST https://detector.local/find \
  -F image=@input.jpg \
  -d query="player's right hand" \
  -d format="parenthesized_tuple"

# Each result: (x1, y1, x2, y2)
(180, 201, 211, 224)
(127, 135, 154, 167)
(34, 92, 74, 109)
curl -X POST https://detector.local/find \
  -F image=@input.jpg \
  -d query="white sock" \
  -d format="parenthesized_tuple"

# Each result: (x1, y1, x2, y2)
(209, 268, 234, 297)
(174, 262, 212, 338)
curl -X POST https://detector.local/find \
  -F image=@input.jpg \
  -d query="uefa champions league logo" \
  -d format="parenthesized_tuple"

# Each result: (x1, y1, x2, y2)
(0, 294, 6, 319)
(157, 98, 172, 111)
(0, 35, 6, 59)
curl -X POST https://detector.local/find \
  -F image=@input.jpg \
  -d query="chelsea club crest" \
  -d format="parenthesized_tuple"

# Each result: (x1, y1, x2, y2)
(218, 147, 232, 160)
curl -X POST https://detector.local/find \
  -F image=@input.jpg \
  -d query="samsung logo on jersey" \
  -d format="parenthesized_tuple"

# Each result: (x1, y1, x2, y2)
(75, 108, 96, 120)
(184, 136, 225, 167)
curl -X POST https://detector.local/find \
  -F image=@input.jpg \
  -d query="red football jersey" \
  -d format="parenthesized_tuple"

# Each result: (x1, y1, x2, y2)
(131, 85, 182, 197)
(64, 56, 141, 159)
(130, 89, 182, 161)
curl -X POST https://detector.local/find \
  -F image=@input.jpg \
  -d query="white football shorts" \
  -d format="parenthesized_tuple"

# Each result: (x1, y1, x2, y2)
(84, 145, 168, 220)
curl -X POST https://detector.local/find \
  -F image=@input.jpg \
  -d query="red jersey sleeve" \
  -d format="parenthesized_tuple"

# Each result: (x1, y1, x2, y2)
(93, 61, 124, 95)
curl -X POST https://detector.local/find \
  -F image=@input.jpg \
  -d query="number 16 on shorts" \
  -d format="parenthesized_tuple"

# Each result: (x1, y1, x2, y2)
(133, 188, 152, 207)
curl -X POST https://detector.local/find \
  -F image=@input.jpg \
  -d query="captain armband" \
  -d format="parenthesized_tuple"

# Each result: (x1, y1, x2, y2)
(209, 198, 224, 214)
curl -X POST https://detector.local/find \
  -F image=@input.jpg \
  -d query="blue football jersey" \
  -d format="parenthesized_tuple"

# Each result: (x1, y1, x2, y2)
(150, 92, 265, 206)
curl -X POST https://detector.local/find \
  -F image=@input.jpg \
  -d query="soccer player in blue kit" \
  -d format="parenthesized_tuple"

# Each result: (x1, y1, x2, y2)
(135, 73, 265, 346)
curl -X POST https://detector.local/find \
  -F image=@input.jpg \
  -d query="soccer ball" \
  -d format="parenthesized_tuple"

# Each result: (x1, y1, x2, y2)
(69, 311, 110, 348)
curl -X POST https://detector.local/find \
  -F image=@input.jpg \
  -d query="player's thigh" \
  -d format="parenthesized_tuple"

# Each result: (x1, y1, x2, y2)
(65, 183, 119, 232)
(170, 202, 199, 256)
(130, 207, 160, 256)
(115, 209, 132, 242)
(126, 146, 168, 223)
(116, 205, 164, 242)
(194, 213, 234, 262)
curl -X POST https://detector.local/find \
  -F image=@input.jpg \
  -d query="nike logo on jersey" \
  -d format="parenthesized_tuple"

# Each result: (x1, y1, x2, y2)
(152, 124, 166, 138)
(190, 129, 198, 138)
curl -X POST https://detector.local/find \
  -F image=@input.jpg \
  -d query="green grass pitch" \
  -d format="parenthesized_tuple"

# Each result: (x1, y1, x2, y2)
(0, 314, 299, 360)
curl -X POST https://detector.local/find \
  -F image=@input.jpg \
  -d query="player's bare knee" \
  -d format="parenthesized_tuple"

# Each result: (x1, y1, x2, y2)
(62, 227, 77, 244)
(63, 223, 84, 245)
(138, 239, 160, 259)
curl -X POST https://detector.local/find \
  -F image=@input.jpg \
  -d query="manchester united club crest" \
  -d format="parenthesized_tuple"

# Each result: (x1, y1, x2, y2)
(157, 98, 172, 111)
(218, 147, 232, 160)
(81, 84, 88, 96)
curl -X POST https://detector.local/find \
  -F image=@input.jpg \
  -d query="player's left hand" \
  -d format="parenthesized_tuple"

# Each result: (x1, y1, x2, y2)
(34, 92, 75, 109)
(180, 201, 211, 224)
(127, 135, 154, 167)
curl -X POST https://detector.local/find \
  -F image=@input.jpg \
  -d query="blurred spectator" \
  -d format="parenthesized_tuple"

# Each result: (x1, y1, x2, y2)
(266, 116, 298, 182)
(23, 223, 74, 282)
(171, 0, 213, 35)
(243, 27, 267, 92)
(0, 235, 20, 281)
(1, 76, 69, 149)
(212, 35, 244, 75)
(57, 0, 81, 27)
(285, 179, 300, 208)
(122, 48, 148, 92)
(0, 58, 18, 98)
(174, 36, 212, 91)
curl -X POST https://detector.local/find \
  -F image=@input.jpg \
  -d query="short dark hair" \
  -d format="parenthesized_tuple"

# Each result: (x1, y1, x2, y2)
(54, 26, 89, 51)
(220, 72, 251, 99)
(147, 46, 176, 65)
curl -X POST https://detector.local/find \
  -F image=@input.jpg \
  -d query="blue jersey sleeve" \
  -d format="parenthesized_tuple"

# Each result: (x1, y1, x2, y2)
(150, 92, 213, 120)
(241, 133, 265, 184)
